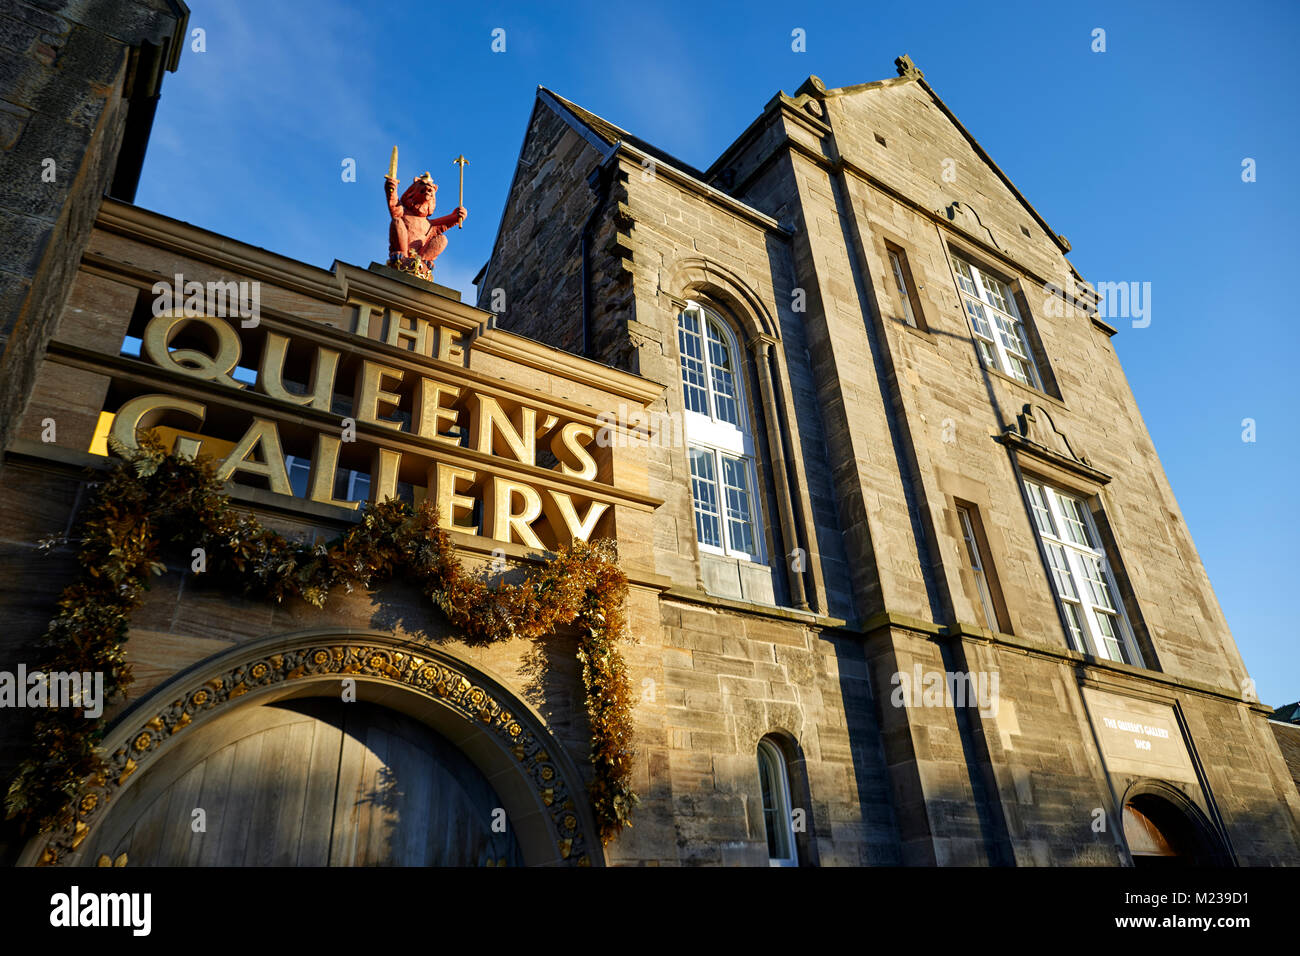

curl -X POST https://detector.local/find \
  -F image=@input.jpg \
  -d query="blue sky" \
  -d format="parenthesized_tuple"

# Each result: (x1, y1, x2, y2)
(137, 0, 1298, 707)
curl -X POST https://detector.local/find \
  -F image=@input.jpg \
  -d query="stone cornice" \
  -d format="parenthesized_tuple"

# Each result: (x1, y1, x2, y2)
(3, 439, 668, 590)
(95, 199, 344, 303)
(995, 431, 1113, 487)
(472, 328, 664, 407)
(856, 611, 1256, 708)
(90, 201, 664, 409)
(613, 145, 789, 237)
(660, 586, 846, 630)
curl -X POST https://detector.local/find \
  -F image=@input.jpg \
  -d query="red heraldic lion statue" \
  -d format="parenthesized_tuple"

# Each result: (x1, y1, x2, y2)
(385, 169, 466, 281)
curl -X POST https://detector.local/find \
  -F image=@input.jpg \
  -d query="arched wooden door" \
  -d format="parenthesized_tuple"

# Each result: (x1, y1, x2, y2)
(81, 698, 523, 866)
(1122, 792, 1227, 867)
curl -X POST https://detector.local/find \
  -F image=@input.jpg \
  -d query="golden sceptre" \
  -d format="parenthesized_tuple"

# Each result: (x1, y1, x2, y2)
(454, 155, 468, 228)
(387, 146, 398, 180)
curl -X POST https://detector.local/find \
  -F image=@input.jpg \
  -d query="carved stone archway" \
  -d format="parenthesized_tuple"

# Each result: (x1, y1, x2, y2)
(20, 629, 604, 867)
(662, 254, 781, 342)
(1120, 778, 1232, 867)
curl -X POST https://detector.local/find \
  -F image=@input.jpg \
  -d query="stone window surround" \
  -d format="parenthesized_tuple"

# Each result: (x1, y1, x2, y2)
(1008, 449, 1158, 673)
(952, 498, 1012, 636)
(679, 302, 765, 563)
(871, 228, 933, 336)
(661, 284, 817, 613)
(935, 466, 1021, 639)
(756, 736, 798, 866)
(941, 238, 1064, 402)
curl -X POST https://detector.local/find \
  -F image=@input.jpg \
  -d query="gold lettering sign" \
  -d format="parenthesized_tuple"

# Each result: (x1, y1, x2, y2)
(113, 309, 624, 549)
(432, 462, 478, 534)
(355, 361, 405, 431)
(215, 418, 292, 494)
(258, 331, 338, 410)
(551, 422, 598, 480)
(110, 394, 207, 458)
(143, 313, 243, 388)
(309, 434, 360, 511)
(413, 379, 461, 445)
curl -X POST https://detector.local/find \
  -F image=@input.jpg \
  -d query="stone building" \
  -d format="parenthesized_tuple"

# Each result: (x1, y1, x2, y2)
(472, 55, 1300, 865)
(0, 0, 189, 477)
(1, 50, 1298, 867)
(1270, 703, 1300, 799)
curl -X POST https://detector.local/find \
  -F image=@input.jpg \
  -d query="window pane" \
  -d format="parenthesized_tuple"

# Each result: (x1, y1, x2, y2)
(1094, 612, 1129, 664)
(757, 744, 792, 861)
(721, 455, 756, 556)
(957, 509, 982, 571)
(955, 258, 1043, 387)
(1045, 543, 1079, 600)
(1007, 319, 1035, 359)
(677, 310, 709, 415)
(889, 250, 917, 326)
(757, 746, 780, 857)
(1062, 601, 1087, 649)
(348, 470, 370, 503)
(1005, 353, 1034, 386)
(953, 257, 979, 297)
(964, 299, 995, 341)
(1025, 478, 1140, 667)
(991, 313, 1025, 356)
(286, 455, 310, 498)
(689, 447, 722, 548)
(958, 508, 997, 631)
(1025, 481, 1056, 536)
(1054, 492, 1094, 547)
(705, 321, 740, 426)
(1080, 554, 1118, 611)
(980, 272, 1015, 314)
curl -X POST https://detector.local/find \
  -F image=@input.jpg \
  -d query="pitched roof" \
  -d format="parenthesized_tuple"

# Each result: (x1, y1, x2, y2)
(1272, 701, 1300, 724)
(545, 57, 1074, 258)
(813, 60, 1072, 255)
(539, 88, 711, 182)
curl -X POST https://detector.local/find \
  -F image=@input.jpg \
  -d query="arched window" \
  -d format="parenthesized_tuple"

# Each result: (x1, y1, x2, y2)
(677, 301, 762, 562)
(756, 738, 797, 866)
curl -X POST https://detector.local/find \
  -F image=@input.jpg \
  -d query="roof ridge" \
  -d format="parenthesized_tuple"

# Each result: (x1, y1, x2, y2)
(537, 87, 711, 182)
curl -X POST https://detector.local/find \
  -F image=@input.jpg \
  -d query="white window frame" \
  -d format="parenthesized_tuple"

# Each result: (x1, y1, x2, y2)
(887, 247, 919, 328)
(957, 506, 998, 632)
(1024, 478, 1142, 666)
(757, 739, 798, 867)
(951, 253, 1043, 389)
(678, 301, 764, 563)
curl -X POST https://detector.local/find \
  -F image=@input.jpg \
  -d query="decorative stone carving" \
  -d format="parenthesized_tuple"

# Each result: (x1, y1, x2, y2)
(31, 641, 594, 867)
(945, 201, 1002, 251)
(895, 54, 924, 80)
(384, 146, 468, 280)
(1014, 403, 1088, 465)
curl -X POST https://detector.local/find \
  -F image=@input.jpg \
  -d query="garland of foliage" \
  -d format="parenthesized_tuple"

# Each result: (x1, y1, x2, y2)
(5, 435, 638, 854)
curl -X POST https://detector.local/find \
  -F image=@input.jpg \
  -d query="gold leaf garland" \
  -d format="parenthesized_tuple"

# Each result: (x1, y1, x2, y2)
(4, 435, 639, 853)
